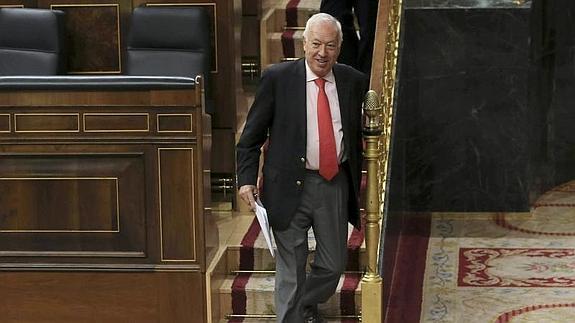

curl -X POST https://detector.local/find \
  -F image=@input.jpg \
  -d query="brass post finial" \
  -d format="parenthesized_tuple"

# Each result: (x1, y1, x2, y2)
(363, 90, 383, 135)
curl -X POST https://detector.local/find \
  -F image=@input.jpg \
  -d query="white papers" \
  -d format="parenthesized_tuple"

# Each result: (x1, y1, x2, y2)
(254, 197, 275, 257)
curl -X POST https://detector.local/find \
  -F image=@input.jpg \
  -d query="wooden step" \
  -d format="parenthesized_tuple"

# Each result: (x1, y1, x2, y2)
(223, 216, 366, 273)
(225, 245, 366, 273)
(263, 0, 321, 33)
(260, 0, 320, 67)
(264, 31, 305, 66)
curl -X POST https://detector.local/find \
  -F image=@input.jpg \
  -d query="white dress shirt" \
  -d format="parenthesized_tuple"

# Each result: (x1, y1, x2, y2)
(305, 61, 344, 170)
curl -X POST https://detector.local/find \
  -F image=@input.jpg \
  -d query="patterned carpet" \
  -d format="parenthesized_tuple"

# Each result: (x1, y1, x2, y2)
(420, 181, 575, 322)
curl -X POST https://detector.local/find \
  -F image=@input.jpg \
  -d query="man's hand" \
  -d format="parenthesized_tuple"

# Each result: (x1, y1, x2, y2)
(239, 185, 258, 211)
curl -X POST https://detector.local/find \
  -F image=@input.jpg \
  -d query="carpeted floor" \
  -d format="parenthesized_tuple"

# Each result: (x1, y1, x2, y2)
(419, 181, 575, 322)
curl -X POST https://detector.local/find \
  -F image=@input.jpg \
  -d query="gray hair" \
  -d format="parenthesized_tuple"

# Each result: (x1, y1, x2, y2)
(302, 13, 343, 46)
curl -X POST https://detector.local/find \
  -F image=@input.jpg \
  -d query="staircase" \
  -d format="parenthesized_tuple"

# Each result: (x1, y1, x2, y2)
(260, 0, 321, 69)
(214, 214, 365, 322)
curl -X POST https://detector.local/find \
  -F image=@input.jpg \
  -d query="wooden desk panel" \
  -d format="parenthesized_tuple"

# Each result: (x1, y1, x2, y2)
(0, 84, 214, 322)
(0, 148, 146, 259)
(0, 271, 204, 322)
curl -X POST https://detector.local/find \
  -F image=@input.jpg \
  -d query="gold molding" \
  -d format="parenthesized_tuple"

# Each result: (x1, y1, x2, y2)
(83, 113, 150, 132)
(0, 114, 10, 133)
(14, 113, 80, 133)
(157, 147, 197, 262)
(0, 263, 199, 271)
(0, 251, 144, 257)
(50, 3, 122, 74)
(0, 4, 24, 7)
(156, 113, 193, 133)
(146, 2, 218, 73)
(66, 70, 122, 75)
(0, 177, 120, 233)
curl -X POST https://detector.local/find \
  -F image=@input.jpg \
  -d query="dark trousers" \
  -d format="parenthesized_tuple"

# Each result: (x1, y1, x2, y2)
(273, 170, 349, 323)
(320, 0, 379, 74)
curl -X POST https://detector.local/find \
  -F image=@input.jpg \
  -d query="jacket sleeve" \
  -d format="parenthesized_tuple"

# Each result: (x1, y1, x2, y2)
(236, 69, 275, 187)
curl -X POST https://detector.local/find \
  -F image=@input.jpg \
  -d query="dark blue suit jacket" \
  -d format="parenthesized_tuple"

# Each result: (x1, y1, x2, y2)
(237, 59, 368, 231)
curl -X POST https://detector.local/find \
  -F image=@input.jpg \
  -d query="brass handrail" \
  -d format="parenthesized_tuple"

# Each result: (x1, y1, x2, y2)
(361, 0, 403, 322)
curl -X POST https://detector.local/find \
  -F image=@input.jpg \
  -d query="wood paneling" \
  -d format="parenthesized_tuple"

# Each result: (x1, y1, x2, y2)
(157, 114, 194, 133)
(0, 1, 32, 7)
(0, 114, 10, 132)
(14, 113, 79, 132)
(0, 83, 212, 321)
(50, 3, 122, 73)
(0, 151, 146, 257)
(158, 148, 197, 262)
(211, 128, 235, 173)
(0, 177, 119, 232)
(0, 271, 205, 323)
(0, 90, 200, 106)
(84, 113, 149, 132)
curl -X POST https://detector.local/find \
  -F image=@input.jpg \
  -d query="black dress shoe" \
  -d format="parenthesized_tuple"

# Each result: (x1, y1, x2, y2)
(304, 313, 325, 323)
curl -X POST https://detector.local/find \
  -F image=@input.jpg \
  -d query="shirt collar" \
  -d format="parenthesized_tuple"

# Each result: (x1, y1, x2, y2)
(305, 59, 335, 84)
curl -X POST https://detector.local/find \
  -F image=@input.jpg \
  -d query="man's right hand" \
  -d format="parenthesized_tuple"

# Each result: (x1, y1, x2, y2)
(239, 185, 258, 211)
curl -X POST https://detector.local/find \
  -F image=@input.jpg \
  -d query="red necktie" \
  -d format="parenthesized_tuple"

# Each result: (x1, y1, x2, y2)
(315, 78, 338, 181)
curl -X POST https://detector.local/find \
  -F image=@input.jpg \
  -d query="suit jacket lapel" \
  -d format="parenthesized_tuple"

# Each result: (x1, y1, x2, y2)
(292, 59, 307, 144)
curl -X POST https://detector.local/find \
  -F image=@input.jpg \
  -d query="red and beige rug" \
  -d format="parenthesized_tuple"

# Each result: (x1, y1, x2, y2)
(420, 181, 575, 322)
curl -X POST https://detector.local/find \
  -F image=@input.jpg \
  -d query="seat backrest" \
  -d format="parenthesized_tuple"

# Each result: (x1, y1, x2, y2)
(126, 6, 211, 78)
(0, 8, 66, 75)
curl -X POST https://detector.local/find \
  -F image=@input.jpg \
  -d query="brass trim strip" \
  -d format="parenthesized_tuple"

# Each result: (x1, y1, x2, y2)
(14, 113, 80, 133)
(0, 263, 200, 272)
(146, 2, 218, 73)
(67, 71, 122, 75)
(50, 3, 122, 74)
(226, 314, 276, 319)
(230, 270, 364, 275)
(0, 177, 120, 233)
(157, 147, 197, 262)
(226, 315, 360, 319)
(0, 4, 24, 7)
(156, 113, 193, 133)
(0, 251, 143, 257)
(284, 26, 304, 30)
(0, 114, 10, 133)
(83, 113, 150, 133)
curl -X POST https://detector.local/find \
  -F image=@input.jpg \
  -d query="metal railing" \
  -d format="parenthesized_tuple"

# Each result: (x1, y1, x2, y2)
(361, 0, 403, 322)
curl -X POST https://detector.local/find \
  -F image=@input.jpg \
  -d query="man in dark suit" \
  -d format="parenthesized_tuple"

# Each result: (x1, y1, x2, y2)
(236, 13, 367, 323)
(320, 0, 379, 74)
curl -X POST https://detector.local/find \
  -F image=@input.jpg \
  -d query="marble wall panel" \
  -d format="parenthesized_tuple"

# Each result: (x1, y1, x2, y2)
(388, 6, 530, 212)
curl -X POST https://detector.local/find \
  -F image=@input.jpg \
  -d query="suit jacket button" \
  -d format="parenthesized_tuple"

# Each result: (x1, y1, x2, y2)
(296, 180, 302, 186)
(300, 157, 305, 163)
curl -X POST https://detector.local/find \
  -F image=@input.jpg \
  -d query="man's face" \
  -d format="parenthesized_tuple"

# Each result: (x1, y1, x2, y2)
(303, 22, 340, 78)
